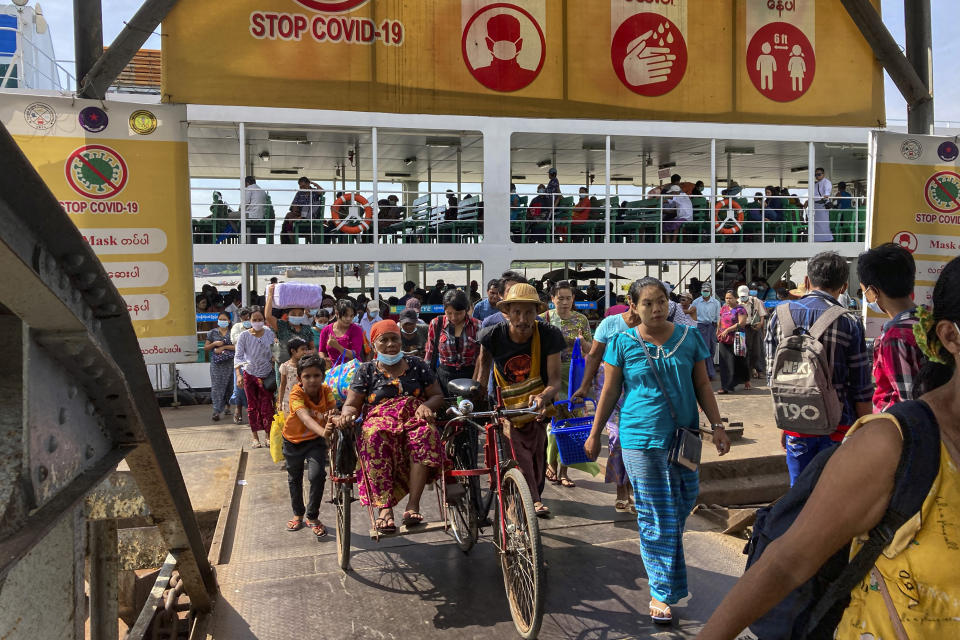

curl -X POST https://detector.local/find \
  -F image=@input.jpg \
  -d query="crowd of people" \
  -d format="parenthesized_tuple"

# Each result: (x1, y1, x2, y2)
(196, 243, 958, 636)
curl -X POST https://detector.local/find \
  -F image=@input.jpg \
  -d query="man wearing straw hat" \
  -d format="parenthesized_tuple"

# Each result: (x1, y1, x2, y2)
(476, 283, 565, 517)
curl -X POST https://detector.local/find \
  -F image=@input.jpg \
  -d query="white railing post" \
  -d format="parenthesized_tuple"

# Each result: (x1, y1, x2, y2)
(710, 138, 716, 245)
(238, 123, 246, 244)
(604, 136, 611, 244)
(372, 127, 379, 246)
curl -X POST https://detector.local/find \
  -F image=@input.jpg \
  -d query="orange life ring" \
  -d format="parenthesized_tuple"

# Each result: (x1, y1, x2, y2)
(331, 193, 373, 234)
(714, 199, 744, 235)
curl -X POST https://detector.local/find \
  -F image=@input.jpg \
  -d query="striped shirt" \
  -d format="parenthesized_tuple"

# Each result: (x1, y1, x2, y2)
(234, 328, 276, 378)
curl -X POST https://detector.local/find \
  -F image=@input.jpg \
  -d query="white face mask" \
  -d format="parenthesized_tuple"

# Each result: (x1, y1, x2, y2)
(489, 38, 519, 60)
(251, 321, 265, 331)
(739, 295, 749, 303)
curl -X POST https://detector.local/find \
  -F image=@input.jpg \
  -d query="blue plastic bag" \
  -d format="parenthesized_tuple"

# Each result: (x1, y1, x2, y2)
(567, 336, 585, 401)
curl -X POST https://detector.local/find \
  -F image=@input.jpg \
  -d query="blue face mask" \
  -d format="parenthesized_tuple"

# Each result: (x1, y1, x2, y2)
(217, 320, 230, 328)
(309, 308, 319, 315)
(242, 320, 252, 329)
(749, 289, 758, 297)
(377, 351, 404, 365)
(867, 300, 883, 314)
(288, 315, 305, 326)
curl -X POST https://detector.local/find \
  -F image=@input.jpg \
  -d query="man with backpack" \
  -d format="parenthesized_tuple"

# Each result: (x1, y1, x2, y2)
(765, 252, 873, 485)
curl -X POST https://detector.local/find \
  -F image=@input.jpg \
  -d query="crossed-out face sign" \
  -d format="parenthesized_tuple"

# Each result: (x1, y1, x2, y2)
(292, 0, 369, 11)
(462, 3, 546, 93)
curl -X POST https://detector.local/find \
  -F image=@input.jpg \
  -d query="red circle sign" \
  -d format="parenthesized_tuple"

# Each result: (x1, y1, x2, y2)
(611, 13, 687, 97)
(64, 145, 129, 200)
(292, 0, 368, 12)
(746, 22, 815, 102)
(924, 170, 960, 214)
(462, 3, 545, 93)
(892, 231, 918, 254)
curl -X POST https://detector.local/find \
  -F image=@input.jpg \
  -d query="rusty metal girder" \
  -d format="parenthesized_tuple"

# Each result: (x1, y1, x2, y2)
(0, 122, 216, 611)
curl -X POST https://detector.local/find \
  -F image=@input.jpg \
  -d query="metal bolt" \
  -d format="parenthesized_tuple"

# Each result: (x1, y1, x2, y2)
(100, 304, 118, 314)
(87, 287, 106, 301)
(37, 466, 48, 482)
(44, 253, 56, 274)
(58, 407, 67, 424)
(47, 435, 57, 453)
(85, 446, 95, 459)
(85, 401, 96, 416)
(67, 385, 78, 400)
(76, 272, 97, 287)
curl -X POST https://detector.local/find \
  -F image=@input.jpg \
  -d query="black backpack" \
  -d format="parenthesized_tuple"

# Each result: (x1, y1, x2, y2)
(744, 400, 941, 639)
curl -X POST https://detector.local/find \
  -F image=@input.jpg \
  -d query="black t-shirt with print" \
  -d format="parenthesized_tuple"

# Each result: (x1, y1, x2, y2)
(478, 322, 565, 384)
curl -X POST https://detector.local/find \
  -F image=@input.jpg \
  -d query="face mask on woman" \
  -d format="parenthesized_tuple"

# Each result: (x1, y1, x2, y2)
(242, 320, 252, 329)
(251, 321, 265, 331)
(217, 320, 230, 328)
(288, 315, 304, 326)
(377, 351, 404, 365)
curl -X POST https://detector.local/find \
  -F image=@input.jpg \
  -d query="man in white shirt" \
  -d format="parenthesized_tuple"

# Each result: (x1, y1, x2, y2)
(243, 176, 268, 220)
(662, 184, 693, 243)
(357, 299, 381, 340)
(810, 167, 834, 242)
(691, 283, 722, 379)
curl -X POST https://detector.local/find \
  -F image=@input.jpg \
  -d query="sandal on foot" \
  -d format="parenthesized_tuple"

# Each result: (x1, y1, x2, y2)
(250, 440, 261, 448)
(533, 502, 550, 517)
(286, 517, 304, 531)
(306, 520, 327, 538)
(375, 517, 397, 534)
(615, 499, 630, 512)
(212, 412, 220, 422)
(650, 600, 672, 625)
(401, 511, 424, 527)
(544, 468, 559, 484)
(559, 477, 576, 488)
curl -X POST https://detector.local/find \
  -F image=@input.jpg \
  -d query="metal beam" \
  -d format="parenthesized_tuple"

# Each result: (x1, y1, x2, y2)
(88, 519, 120, 640)
(840, 0, 932, 114)
(903, 0, 934, 134)
(0, 123, 216, 609)
(78, 0, 181, 99)
(73, 0, 103, 89)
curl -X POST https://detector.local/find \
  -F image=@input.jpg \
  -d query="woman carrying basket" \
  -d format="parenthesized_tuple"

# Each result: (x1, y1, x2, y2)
(584, 277, 730, 626)
(539, 280, 598, 487)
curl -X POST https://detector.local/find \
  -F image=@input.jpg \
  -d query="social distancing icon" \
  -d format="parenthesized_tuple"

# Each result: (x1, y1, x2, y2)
(747, 22, 815, 102)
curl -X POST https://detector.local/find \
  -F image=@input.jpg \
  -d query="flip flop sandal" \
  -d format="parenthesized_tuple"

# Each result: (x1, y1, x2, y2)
(650, 601, 672, 625)
(544, 468, 559, 484)
(286, 518, 304, 531)
(250, 440, 261, 449)
(533, 502, 550, 517)
(375, 517, 397, 534)
(559, 477, 576, 488)
(306, 520, 328, 538)
(401, 511, 425, 527)
(615, 499, 630, 512)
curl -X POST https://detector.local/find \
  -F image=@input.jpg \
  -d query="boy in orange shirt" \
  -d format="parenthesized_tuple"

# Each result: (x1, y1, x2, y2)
(283, 354, 337, 538)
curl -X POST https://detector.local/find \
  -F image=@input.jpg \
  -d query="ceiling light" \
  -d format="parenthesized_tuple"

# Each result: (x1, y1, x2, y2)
(268, 132, 308, 143)
(725, 146, 755, 155)
(658, 161, 676, 170)
(425, 138, 460, 148)
(404, 157, 416, 166)
(385, 172, 412, 178)
(258, 151, 270, 162)
(536, 159, 552, 168)
(610, 176, 633, 182)
(511, 175, 527, 180)
(790, 165, 809, 173)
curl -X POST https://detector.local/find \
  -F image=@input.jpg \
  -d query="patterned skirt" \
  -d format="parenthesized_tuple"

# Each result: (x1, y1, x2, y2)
(357, 395, 442, 509)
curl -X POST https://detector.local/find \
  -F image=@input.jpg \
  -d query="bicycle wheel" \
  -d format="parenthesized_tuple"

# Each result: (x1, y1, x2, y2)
(497, 467, 544, 639)
(448, 476, 478, 553)
(335, 481, 352, 570)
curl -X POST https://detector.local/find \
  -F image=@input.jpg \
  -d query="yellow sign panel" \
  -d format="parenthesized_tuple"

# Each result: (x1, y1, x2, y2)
(162, 0, 884, 126)
(869, 131, 960, 333)
(3, 96, 196, 364)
